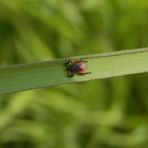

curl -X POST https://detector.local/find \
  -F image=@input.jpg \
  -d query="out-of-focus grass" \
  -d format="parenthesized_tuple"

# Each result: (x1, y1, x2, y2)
(0, 0, 148, 148)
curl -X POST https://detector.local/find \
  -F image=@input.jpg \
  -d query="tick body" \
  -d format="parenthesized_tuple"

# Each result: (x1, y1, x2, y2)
(65, 60, 91, 77)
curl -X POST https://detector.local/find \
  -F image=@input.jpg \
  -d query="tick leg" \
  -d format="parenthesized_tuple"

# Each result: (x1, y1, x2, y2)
(65, 61, 73, 67)
(67, 70, 74, 77)
(77, 72, 91, 76)
(65, 62, 70, 67)
(85, 72, 91, 74)
(78, 59, 88, 63)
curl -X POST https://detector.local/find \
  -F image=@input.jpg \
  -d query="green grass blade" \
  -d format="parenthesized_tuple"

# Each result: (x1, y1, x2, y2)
(0, 48, 148, 94)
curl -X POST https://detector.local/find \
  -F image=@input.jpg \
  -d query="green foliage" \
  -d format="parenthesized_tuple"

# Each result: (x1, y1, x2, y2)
(0, 0, 148, 148)
(1, 48, 148, 95)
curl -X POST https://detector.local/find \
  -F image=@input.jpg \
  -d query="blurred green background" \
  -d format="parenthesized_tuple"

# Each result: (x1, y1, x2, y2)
(0, 0, 148, 148)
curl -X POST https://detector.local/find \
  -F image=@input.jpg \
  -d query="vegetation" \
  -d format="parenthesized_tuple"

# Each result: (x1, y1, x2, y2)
(0, 0, 148, 148)
(1, 48, 148, 95)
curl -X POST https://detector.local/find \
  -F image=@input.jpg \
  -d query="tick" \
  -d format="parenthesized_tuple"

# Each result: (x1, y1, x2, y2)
(65, 60, 91, 77)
